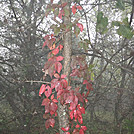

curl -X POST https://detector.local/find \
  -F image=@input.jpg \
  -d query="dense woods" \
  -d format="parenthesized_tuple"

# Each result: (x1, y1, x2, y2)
(0, 0, 134, 134)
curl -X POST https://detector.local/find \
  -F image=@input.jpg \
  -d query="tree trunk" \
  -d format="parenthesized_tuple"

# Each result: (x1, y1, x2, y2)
(58, 1, 72, 134)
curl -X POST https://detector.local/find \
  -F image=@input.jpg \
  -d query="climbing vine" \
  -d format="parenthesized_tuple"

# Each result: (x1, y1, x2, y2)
(39, 1, 93, 134)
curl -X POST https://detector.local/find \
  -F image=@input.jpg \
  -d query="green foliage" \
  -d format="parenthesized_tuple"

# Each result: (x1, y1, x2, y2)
(116, 0, 125, 11)
(88, 64, 95, 81)
(123, 114, 134, 134)
(112, 17, 134, 39)
(97, 12, 108, 34)
(78, 39, 90, 51)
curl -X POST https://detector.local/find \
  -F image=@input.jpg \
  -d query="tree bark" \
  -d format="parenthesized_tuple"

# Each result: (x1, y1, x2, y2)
(58, 1, 72, 134)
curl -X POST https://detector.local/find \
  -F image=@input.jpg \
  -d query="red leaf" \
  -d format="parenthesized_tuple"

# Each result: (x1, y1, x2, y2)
(56, 56, 64, 61)
(69, 110, 74, 120)
(65, 95, 74, 104)
(72, 129, 79, 134)
(39, 84, 46, 96)
(41, 98, 50, 106)
(48, 64, 56, 78)
(45, 104, 50, 113)
(50, 43, 56, 50)
(70, 99, 78, 110)
(52, 48, 59, 55)
(61, 79, 68, 88)
(77, 105, 85, 114)
(51, 94, 54, 100)
(50, 102, 58, 112)
(76, 93, 84, 103)
(58, 9, 65, 19)
(75, 124, 80, 128)
(76, 5, 82, 10)
(81, 126, 87, 131)
(78, 116, 83, 124)
(49, 118, 55, 128)
(50, 111, 55, 116)
(86, 83, 93, 90)
(59, 44, 63, 50)
(54, 73, 60, 79)
(85, 99, 88, 103)
(45, 119, 50, 129)
(83, 80, 88, 84)
(55, 62, 62, 73)
(45, 85, 52, 98)
(72, 5, 76, 15)
(51, 78, 58, 89)
(61, 126, 70, 131)
(42, 41, 47, 48)
(79, 129, 84, 134)
(61, 74, 66, 79)
(77, 23, 83, 32)
(52, 99, 58, 103)
(55, 81, 62, 92)
(73, 110, 77, 120)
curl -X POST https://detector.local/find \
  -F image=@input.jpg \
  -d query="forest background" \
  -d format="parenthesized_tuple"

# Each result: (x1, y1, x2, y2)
(0, 0, 134, 134)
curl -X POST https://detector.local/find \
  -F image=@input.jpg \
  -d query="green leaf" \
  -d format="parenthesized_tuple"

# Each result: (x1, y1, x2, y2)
(97, 12, 103, 23)
(90, 72, 94, 81)
(116, 0, 125, 10)
(117, 25, 133, 39)
(112, 21, 121, 26)
(97, 12, 108, 34)
(122, 17, 129, 26)
(78, 41, 88, 51)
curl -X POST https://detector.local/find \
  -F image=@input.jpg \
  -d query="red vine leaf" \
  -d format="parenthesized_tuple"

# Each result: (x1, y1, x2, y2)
(51, 94, 54, 100)
(58, 9, 65, 19)
(55, 62, 62, 73)
(69, 96, 78, 110)
(75, 124, 80, 128)
(61, 126, 70, 131)
(77, 23, 83, 32)
(56, 56, 64, 61)
(81, 126, 87, 131)
(76, 5, 82, 10)
(54, 73, 60, 79)
(45, 118, 55, 129)
(79, 129, 84, 134)
(39, 84, 46, 96)
(41, 98, 50, 106)
(45, 85, 52, 98)
(69, 110, 74, 120)
(52, 48, 59, 55)
(61, 74, 66, 79)
(59, 44, 63, 50)
(50, 43, 56, 50)
(50, 102, 58, 113)
(72, 4, 77, 15)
